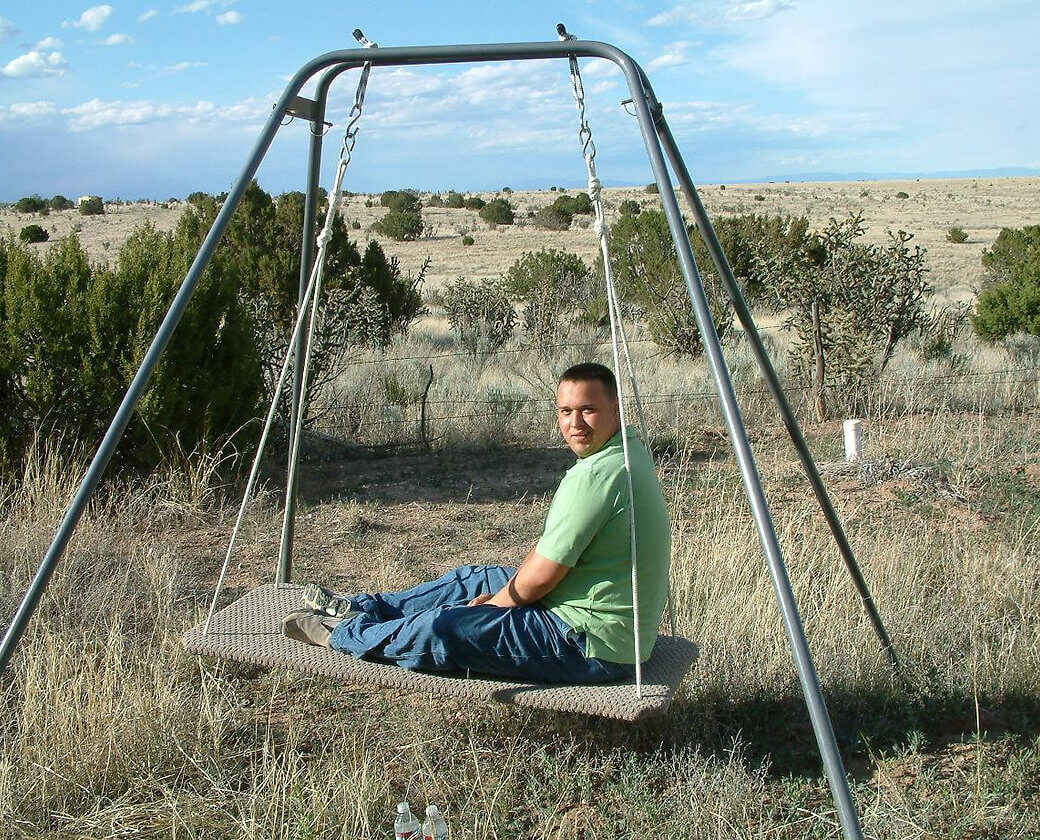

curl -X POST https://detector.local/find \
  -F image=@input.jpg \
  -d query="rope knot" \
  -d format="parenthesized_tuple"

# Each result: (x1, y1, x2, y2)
(594, 218, 606, 237)
(316, 229, 332, 248)
(587, 175, 602, 200)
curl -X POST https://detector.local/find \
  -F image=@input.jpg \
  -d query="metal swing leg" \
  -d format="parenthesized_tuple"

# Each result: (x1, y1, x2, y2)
(278, 85, 327, 584)
(278, 37, 376, 584)
(616, 61, 866, 840)
(643, 90, 904, 680)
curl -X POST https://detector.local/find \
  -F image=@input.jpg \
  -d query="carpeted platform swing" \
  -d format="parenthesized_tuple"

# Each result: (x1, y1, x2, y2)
(183, 584, 699, 721)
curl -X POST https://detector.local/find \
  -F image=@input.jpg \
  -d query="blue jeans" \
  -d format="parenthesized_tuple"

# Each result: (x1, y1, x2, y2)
(327, 564, 631, 684)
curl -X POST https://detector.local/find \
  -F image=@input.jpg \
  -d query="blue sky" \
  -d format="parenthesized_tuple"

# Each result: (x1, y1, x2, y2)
(1, 1, 1037, 200)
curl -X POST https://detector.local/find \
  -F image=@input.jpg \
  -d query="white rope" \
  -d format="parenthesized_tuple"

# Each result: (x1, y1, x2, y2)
(563, 41, 649, 697)
(205, 52, 375, 634)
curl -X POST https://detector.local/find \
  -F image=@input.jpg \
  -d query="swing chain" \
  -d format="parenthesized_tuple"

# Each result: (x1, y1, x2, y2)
(567, 56, 596, 167)
(334, 61, 373, 195)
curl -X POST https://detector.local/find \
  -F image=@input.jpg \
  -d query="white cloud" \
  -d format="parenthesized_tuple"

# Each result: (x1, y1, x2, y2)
(175, 0, 219, 12)
(34, 37, 64, 51)
(645, 6, 695, 27)
(137, 9, 158, 23)
(61, 95, 264, 131)
(648, 41, 697, 71)
(101, 33, 135, 46)
(0, 15, 17, 42)
(646, 0, 793, 27)
(163, 61, 208, 74)
(216, 10, 242, 25)
(0, 101, 58, 122)
(63, 5, 114, 32)
(725, 0, 794, 21)
(1, 50, 69, 79)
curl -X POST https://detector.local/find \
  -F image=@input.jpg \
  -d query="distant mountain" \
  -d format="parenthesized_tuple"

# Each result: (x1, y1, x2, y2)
(734, 167, 1040, 184)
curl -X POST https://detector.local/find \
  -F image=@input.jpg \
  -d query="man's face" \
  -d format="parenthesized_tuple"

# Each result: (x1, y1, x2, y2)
(556, 378, 621, 458)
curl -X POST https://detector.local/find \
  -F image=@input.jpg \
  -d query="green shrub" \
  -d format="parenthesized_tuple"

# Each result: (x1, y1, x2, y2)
(463, 196, 486, 211)
(1, 229, 261, 473)
(14, 194, 47, 214)
(214, 182, 424, 417)
(895, 191, 909, 199)
(372, 209, 425, 241)
(946, 226, 969, 244)
(532, 205, 571, 231)
(502, 187, 512, 194)
(754, 194, 766, 202)
(972, 225, 1040, 341)
(78, 196, 104, 215)
(427, 193, 443, 207)
(504, 249, 591, 351)
(444, 191, 465, 209)
(380, 189, 421, 214)
(441, 278, 516, 355)
(619, 199, 641, 216)
(551, 193, 592, 217)
(19, 224, 49, 244)
(462, 235, 475, 246)
(478, 198, 514, 225)
(605, 209, 730, 357)
(49, 195, 75, 211)
(645, 182, 659, 194)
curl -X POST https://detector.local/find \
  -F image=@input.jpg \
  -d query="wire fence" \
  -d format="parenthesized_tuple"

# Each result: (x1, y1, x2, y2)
(309, 360, 1040, 444)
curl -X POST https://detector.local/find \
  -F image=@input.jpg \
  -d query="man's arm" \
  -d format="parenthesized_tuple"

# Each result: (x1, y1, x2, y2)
(468, 549, 570, 608)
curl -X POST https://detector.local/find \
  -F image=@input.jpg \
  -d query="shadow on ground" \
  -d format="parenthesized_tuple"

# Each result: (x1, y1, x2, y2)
(529, 679, 1040, 780)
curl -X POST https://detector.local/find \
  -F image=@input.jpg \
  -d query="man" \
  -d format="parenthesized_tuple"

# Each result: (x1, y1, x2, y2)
(283, 362, 671, 684)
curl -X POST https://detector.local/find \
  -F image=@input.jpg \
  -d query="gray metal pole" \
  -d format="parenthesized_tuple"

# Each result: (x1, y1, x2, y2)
(642, 85, 903, 678)
(613, 57, 865, 840)
(278, 73, 333, 583)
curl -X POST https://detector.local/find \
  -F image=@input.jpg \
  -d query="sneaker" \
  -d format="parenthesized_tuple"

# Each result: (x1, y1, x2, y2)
(281, 609, 352, 647)
(301, 583, 355, 618)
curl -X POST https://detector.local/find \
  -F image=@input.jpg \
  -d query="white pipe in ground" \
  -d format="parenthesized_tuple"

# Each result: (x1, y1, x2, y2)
(843, 419, 863, 461)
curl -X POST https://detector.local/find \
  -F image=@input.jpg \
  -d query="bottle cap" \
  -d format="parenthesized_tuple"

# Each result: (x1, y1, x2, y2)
(397, 802, 409, 814)
(426, 805, 440, 816)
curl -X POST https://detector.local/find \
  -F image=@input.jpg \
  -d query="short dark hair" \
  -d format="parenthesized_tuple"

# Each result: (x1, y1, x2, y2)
(559, 362, 618, 400)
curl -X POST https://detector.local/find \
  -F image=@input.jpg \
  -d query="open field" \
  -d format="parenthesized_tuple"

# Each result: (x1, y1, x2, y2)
(2, 176, 1039, 837)
(3, 176, 1038, 303)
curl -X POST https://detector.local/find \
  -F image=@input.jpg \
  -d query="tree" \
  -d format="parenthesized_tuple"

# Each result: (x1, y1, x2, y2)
(441, 278, 516, 355)
(504, 249, 592, 352)
(479, 198, 514, 225)
(78, 196, 105, 216)
(15, 195, 47, 214)
(372, 209, 425, 241)
(218, 182, 425, 421)
(19, 225, 48, 244)
(755, 213, 931, 419)
(605, 209, 731, 357)
(972, 225, 1040, 341)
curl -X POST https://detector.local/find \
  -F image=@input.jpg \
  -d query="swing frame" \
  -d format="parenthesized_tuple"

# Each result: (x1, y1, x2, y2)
(0, 35, 902, 840)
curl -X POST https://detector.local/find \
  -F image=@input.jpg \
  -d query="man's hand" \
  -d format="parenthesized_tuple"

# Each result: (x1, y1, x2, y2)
(467, 593, 493, 607)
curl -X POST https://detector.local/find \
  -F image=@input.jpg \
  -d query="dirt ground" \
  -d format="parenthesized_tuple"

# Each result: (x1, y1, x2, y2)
(4, 176, 1037, 303)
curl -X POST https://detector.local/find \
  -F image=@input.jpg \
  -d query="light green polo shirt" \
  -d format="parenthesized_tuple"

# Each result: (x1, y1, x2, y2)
(537, 428, 671, 664)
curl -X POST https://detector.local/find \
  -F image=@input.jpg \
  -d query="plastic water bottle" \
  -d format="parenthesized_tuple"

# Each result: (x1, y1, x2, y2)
(422, 805, 449, 840)
(394, 802, 421, 840)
